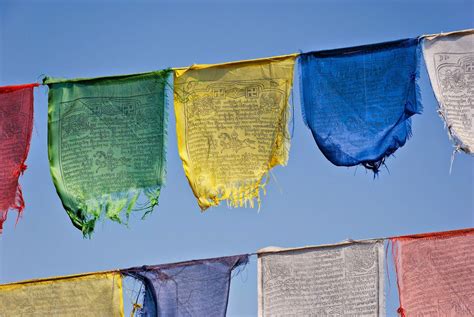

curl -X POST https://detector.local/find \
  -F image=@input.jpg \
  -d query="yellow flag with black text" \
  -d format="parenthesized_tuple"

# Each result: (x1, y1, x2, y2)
(174, 55, 296, 210)
(0, 272, 124, 316)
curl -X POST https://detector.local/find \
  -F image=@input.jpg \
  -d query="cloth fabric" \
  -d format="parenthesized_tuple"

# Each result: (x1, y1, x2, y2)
(258, 240, 385, 316)
(174, 55, 296, 210)
(391, 229, 474, 317)
(299, 39, 422, 173)
(0, 83, 37, 233)
(123, 254, 249, 317)
(0, 272, 124, 316)
(422, 29, 474, 154)
(44, 71, 170, 236)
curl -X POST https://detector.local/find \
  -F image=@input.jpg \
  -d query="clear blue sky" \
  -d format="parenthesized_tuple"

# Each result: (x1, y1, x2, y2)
(0, 0, 472, 315)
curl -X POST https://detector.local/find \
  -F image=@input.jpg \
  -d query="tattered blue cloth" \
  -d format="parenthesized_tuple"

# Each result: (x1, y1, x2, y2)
(299, 38, 422, 172)
(123, 255, 249, 316)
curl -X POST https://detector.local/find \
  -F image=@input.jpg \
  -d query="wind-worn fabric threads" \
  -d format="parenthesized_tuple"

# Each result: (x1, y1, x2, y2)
(299, 39, 422, 173)
(0, 272, 124, 316)
(422, 29, 474, 154)
(258, 241, 385, 316)
(45, 70, 170, 236)
(174, 55, 296, 210)
(0, 84, 37, 233)
(123, 254, 249, 317)
(391, 229, 474, 317)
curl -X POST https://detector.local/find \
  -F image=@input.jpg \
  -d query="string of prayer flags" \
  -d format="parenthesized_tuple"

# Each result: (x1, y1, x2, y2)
(44, 70, 171, 237)
(0, 272, 124, 316)
(391, 228, 474, 317)
(0, 83, 38, 233)
(422, 29, 474, 154)
(174, 55, 296, 210)
(0, 228, 473, 316)
(257, 240, 385, 316)
(122, 254, 249, 316)
(0, 30, 471, 238)
(299, 39, 422, 173)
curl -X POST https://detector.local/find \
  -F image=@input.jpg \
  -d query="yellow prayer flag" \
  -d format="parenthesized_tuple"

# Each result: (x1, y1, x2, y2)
(0, 272, 124, 316)
(174, 54, 296, 210)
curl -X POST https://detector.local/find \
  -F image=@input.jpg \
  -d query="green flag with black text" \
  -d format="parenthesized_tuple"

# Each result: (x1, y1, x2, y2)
(45, 70, 170, 237)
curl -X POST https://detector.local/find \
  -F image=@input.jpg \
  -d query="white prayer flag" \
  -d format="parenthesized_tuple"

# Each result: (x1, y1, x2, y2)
(423, 29, 474, 154)
(258, 240, 385, 316)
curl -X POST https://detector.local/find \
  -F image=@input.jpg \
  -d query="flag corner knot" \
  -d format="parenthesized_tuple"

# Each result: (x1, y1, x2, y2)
(397, 307, 406, 317)
(16, 163, 28, 176)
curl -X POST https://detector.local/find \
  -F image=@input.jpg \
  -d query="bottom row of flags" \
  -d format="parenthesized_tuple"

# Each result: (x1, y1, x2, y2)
(0, 228, 472, 316)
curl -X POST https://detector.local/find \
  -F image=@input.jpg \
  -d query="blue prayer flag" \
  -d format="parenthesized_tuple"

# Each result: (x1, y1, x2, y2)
(123, 255, 249, 316)
(299, 38, 422, 173)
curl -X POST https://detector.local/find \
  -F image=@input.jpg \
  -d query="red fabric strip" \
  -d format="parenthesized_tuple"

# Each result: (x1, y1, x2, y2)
(393, 227, 474, 240)
(0, 84, 36, 233)
(0, 83, 39, 94)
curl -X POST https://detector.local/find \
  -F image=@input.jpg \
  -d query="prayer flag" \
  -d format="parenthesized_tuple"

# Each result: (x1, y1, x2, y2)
(0, 83, 37, 233)
(44, 71, 170, 236)
(423, 29, 474, 154)
(174, 55, 296, 210)
(391, 229, 474, 317)
(299, 39, 422, 173)
(258, 241, 385, 316)
(0, 272, 124, 316)
(123, 254, 249, 316)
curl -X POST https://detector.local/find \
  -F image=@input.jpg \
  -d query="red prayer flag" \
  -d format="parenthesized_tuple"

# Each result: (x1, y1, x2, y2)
(391, 228, 474, 316)
(0, 83, 37, 233)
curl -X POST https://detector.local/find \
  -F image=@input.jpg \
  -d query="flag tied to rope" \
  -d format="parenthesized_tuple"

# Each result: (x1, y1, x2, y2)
(258, 241, 385, 316)
(44, 71, 170, 236)
(174, 55, 296, 210)
(123, 254, 249, 316)
(0, 272, 124, 316)
(299, 38, 422, 173)
(0, 84, 37, 233)
(423, 29, 474, 154)
(391, 229, 474, 317)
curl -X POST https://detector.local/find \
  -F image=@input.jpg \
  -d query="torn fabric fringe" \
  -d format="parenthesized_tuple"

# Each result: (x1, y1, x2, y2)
(174, 55, 296, 210)
(0, 84, 37, 233)
(65, 186, 161, 236)
(45, 70, 171, 237)
(299, 38, 422, 174)
(212, 173, 270, 210)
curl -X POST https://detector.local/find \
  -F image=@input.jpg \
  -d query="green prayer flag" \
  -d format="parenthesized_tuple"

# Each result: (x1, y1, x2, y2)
(45, 70, 170, 236)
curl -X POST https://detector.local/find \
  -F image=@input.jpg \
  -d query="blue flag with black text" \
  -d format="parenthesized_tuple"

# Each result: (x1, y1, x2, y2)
(299, 38, 422, 173)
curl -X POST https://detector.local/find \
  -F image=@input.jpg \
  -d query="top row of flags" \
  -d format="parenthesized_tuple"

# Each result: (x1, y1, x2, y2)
(0, 29, 472, 236)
